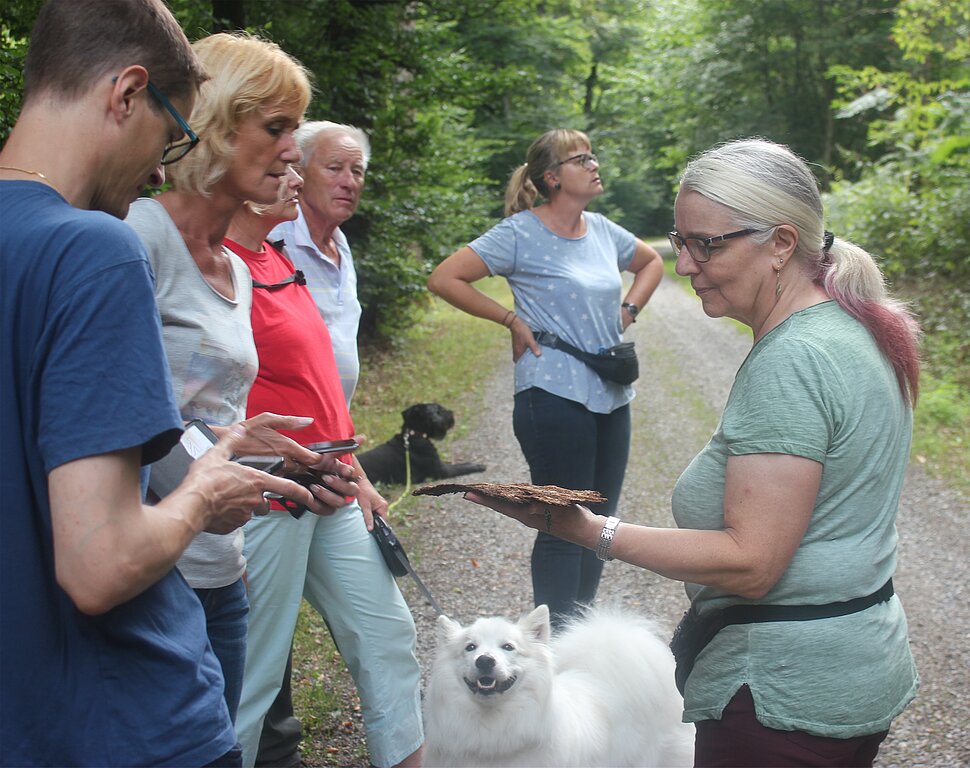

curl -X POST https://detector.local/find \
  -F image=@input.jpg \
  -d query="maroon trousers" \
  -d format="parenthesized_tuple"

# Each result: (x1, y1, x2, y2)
(694, 686, 889, 767)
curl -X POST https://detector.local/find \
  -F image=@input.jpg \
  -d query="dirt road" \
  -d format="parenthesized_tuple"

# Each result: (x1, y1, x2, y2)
(404, 276, 970, 767)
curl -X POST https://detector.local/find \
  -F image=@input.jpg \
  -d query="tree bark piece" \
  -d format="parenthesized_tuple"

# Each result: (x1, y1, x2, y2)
(412, 482, 606, 507)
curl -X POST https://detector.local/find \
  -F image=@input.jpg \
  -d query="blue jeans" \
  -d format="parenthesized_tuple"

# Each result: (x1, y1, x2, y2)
(513, 387, 631, 629)
(195, 578, 249, 724)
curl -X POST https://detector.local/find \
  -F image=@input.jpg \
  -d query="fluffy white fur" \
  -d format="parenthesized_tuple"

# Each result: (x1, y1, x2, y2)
(424, 605, 695, 767)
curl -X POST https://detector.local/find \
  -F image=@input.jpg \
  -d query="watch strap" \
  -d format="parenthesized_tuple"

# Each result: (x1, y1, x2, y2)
(596, 515, 621, 561)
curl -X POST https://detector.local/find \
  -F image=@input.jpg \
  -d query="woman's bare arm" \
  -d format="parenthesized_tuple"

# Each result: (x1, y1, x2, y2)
(466, 452, 821, 599)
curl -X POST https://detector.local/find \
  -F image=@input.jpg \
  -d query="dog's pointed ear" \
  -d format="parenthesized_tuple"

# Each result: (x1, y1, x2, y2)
(520, 605, 551, 644)
(436, 614, 463, 644)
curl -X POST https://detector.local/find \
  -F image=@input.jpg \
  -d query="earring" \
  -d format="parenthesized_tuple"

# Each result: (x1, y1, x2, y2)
(774, 260, 784, 297)
(554, 182, 561, 191)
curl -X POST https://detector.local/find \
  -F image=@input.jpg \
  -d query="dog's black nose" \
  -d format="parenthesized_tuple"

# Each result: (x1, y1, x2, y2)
(475, 654, 496, 672)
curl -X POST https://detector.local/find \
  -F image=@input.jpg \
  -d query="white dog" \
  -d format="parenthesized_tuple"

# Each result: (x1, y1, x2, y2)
(424, 604, 694, 767)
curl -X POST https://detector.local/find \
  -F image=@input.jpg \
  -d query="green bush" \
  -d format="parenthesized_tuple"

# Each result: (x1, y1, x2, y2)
(0, 25, 29, 145)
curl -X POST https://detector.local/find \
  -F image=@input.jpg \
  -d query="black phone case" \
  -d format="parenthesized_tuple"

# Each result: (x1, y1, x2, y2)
(147, 420, 219, 503)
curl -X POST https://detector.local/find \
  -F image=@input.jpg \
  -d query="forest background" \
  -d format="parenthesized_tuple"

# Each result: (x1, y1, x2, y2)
(2, 0, 967, 487)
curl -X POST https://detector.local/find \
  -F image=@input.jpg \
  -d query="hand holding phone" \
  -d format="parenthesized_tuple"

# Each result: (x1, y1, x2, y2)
(271, 439, 357, 518)
(305, 438, 360, 455)
(233, 456, 285, 474)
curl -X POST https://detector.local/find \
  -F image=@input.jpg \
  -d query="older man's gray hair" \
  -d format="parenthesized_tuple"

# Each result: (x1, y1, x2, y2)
(295, 120, 371, 170)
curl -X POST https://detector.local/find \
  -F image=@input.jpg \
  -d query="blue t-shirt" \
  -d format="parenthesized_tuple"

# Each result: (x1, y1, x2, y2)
(470, 209, 637, 414)
(0, 182, 236, 765)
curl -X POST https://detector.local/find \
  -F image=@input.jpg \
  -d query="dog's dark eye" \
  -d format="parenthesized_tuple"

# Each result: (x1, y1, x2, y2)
(465, 643, 477, 652)
(502, 643, 515, 651)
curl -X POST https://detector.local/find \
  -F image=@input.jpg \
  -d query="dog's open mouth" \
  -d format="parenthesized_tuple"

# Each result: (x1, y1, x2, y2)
(464, 675, 517, 696)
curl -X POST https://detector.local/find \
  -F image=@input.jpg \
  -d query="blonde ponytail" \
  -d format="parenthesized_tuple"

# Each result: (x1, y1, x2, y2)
(818, 237, 921, 403)
(504, 164, 538, 216)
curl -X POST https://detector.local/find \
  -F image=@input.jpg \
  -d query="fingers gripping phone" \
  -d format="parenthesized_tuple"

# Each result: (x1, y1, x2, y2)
(271, 438, 360, 518)
(305, 438, 360, 455)
(233, 455, 285, 474)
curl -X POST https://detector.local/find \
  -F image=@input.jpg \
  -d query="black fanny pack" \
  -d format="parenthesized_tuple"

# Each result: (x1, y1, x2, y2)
(532, 330, 639, 385)
(669, 579, 894, 696)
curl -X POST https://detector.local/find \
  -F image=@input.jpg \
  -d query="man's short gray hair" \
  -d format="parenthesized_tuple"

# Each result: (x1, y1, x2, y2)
(296, 121, 371, 170)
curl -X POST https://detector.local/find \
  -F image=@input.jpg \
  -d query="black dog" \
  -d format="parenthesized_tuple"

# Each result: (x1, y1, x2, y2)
(357, 403, 486, 485)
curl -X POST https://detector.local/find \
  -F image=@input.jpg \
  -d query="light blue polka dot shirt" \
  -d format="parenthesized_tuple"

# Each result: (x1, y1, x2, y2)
(470, 209, 636, 414)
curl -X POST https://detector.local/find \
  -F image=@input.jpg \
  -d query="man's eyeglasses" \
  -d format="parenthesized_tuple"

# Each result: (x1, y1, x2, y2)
(146, 81, 199, 165)
(554, 152, 598, 170)
(252, 270, 306, 290)
(667, 228, 766, 263)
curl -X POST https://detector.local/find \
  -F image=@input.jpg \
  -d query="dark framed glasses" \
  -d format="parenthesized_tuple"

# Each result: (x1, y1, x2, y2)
(667, 228, 767, 263)
(252, 270, 306, 290)
(145, 80, 200, 165)
(554, 152, 599, 170)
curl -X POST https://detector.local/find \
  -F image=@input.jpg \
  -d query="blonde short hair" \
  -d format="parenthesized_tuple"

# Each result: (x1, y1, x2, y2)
(167, 33, 311, 195)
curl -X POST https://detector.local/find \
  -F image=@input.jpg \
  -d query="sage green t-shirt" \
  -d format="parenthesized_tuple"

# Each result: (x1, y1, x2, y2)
(672, 301, 918, 737)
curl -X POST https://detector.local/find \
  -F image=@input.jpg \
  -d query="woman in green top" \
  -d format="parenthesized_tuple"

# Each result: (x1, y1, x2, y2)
(459, 138, 920, 766)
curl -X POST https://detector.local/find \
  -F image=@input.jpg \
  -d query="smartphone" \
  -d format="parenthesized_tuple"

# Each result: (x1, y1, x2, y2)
(306, 438, 359, 455)
(234, 455, 285, 474)
(181, 420, 220, 459)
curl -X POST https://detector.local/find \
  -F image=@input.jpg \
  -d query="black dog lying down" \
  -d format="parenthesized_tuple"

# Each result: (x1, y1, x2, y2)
(357, 403, 486, 485)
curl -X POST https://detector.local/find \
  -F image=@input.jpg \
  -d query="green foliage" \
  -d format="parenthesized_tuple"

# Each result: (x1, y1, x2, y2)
(0, 25, 28, 146)
(0, 0, 41, 146)
(912, 371, 970, 498)
(5, 0, 967, 365)
(825, 0, 969, 411)
(236, 0, 497, 339)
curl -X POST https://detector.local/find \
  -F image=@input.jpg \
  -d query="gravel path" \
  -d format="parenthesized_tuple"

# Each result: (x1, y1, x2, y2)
(400, 276, 970, 767)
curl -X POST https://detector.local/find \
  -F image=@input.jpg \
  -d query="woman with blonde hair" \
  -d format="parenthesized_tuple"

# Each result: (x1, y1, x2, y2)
(126, 33, 358, 725)
(428, 128, 664, 627)
(463, 138, 920, 766)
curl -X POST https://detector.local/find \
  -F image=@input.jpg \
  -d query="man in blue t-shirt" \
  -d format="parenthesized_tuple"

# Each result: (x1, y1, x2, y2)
(0, 2, 335, 765)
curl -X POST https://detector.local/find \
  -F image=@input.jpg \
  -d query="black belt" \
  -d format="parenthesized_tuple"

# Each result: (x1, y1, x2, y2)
(670, 578, 895, 695)
(721, 578, 894, 626)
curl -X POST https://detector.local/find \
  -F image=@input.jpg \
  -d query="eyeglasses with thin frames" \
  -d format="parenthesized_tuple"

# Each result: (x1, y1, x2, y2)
(145, 81, 200, 165)
(667, 228, 768, 263)
(252, 270, 306, 290)
(554, 152, 599, 170)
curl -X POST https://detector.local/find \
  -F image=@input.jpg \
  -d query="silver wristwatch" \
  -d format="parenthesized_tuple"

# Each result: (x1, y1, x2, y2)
(596, 516, 621, 561)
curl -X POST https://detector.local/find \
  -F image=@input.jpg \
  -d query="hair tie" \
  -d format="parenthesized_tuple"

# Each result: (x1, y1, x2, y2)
(823, 231, 835, 252)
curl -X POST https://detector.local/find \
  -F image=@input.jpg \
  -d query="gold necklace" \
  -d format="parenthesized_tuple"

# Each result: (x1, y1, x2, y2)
(0, 165, 61, 195)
